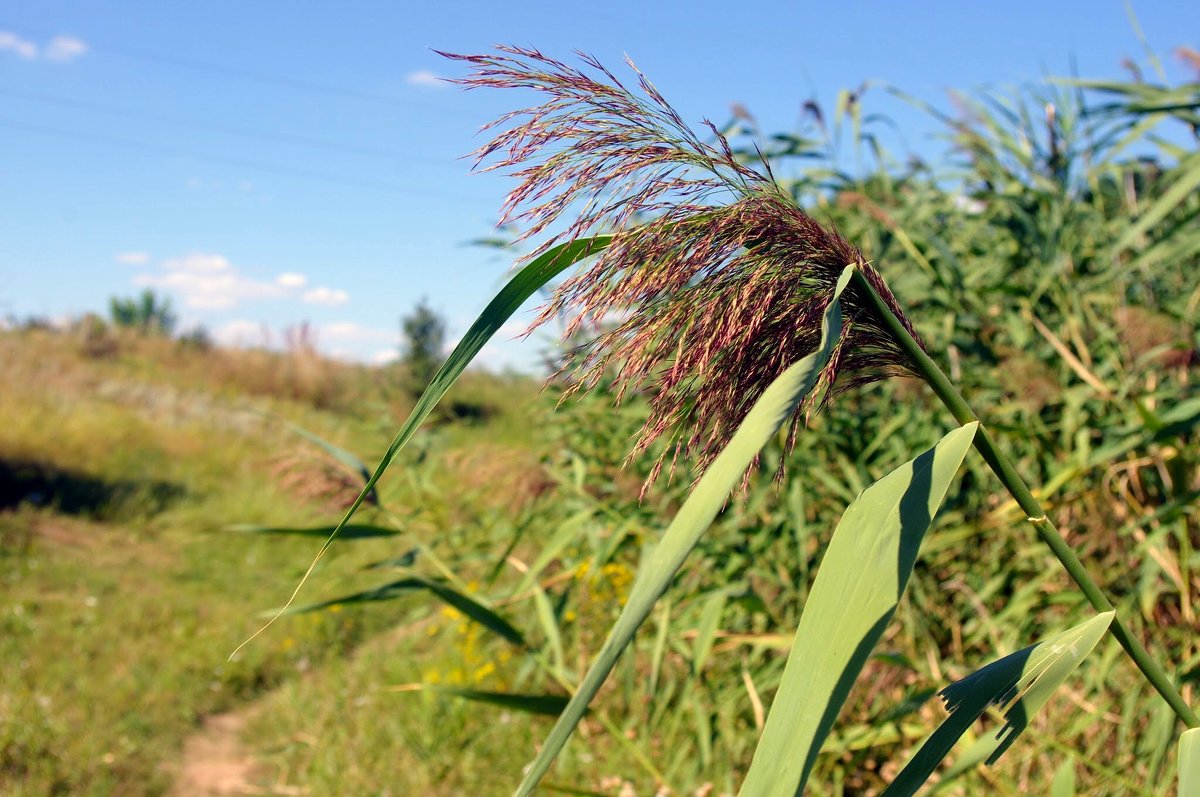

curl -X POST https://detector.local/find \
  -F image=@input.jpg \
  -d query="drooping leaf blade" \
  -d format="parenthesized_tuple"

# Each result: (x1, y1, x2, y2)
(739, 421, 979, 797)
(438, 687, 572, 717)
(234, 235, 612, 656)
(230, 523, 401, 540)
(271, 575, 526, 647)
(512, 266, 854, 797)
(882, 611, 1115, 796)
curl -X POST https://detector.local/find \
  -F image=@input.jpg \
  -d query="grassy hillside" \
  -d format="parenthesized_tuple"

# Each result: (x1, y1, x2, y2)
(0, 327, 546, 796)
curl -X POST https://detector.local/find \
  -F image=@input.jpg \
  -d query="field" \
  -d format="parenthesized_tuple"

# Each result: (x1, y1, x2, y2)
(3, 53, 1200, 796)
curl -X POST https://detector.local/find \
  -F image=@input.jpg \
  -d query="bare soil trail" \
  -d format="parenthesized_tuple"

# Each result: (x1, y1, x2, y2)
(169, 711, 267, 797)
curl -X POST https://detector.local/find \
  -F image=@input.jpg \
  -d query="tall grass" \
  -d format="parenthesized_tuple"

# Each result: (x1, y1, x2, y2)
(263, 46, 1199, 794)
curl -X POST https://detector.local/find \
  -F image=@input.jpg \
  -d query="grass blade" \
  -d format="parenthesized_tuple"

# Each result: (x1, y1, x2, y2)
(882, 611, 1115, 796)
(512, 266, 854, 796)
(532, 582, 568, 678)
(438, 687, 572, 717)
(230, 523, 400, 540)
(690, 592, 727, 676)
(272, 575, 526, 647)
(233, 235, 613, 657)
(738, 421, 978, 797)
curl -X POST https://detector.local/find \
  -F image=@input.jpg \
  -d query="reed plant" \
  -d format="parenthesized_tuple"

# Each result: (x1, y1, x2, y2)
(261, 46, 1199, 794)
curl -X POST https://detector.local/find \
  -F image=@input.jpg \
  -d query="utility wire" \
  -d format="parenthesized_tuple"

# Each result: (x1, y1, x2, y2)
(0, 85, 458, 166)
(6, 24, 475, 117)
(0, 115, 494, 204)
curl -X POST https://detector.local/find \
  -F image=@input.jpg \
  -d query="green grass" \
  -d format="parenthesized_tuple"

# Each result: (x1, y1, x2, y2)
(0, 328, 543, 796)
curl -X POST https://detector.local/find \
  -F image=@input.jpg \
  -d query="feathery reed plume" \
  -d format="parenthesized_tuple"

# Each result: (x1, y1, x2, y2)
(443, 46, 924, 485)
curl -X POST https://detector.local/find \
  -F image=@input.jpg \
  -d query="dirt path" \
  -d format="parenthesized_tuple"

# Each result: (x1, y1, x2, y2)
(169, 711, 266, 797)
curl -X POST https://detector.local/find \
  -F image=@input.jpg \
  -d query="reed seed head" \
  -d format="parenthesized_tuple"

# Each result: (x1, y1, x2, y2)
(443, 46, 924, 487)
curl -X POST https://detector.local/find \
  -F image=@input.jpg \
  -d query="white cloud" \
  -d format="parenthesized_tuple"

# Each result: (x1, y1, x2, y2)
(44, 35, 87, 63)
(275, 272, 307, 288)
(302, 287, 349, 306)
(406, 70, 447, 89)
(370, 349, 399, 365)
(169, 253, 233, 273)
(0, 31, 89, 63)
(135, 253, 340, 310)
(0, 31, 37, 60)
(115, 251, 151, 266)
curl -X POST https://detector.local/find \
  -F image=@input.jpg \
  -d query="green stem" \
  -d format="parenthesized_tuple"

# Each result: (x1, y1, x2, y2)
(849, 267, 1200, 729)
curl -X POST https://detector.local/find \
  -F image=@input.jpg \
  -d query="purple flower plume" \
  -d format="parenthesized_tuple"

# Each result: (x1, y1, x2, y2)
(442, 46, 924, 487)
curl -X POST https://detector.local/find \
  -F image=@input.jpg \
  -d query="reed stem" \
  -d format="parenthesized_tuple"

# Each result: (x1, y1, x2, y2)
(849, 266, 1200, 729)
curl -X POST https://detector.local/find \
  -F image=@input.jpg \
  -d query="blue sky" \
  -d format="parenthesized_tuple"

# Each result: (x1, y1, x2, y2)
(1, 1, 1196, 369)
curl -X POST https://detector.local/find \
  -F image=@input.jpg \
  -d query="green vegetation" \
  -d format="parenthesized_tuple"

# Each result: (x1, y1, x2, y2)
(3, 41, 1198, 797)
(401, 298, 448, 398)
(0, 329, 542, 795)
(246, 48, 1198, 795)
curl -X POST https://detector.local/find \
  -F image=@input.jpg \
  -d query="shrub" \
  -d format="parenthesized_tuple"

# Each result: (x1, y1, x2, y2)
(109, 289, 177, 336)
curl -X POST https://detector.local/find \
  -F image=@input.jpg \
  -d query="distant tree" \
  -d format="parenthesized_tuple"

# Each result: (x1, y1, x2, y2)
(400, 298, 446, 395)
(109, 289, 177, 336)
(176, 325, 213, 352)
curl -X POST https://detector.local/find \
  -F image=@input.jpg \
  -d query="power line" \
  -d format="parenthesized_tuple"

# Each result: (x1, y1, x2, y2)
(0, 115, 496, 204)
(7, 24, 475, 118)
(0, 85, 460, 166)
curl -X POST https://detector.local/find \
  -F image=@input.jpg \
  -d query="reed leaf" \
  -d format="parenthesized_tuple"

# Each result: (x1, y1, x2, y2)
(739, 421, 978, 797)
(437, 687, 572, 717)
(269, 575, 526, 647)
(233, 235, 612, 656)
(882, 611, 1115, 796)
(230, 523, 400, 540)
(512, 266, 852, 797)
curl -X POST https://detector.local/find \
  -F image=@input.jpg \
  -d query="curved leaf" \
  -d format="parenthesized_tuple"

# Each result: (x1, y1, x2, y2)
(512, 265, 853, 797)
(234, 235, 612, 657)
(882, 611, 1114, 796)
(739, 421, 978, 797)
(271, 575, 526, 647)
(230, 523, 400, 540)
(438, 687, 572, 717)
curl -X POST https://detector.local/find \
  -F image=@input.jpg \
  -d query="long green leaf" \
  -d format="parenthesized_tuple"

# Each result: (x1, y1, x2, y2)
(233, 235, 612, 657)
(439, 687, 572, 717)
(1181, 728, 1200, 795)
(512, 266, 854, 796)
(882, 611, 1115, 796)
(739, 421, 978, 797)
(271, 575, 526, 647)
(230, 523, 401, 540)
